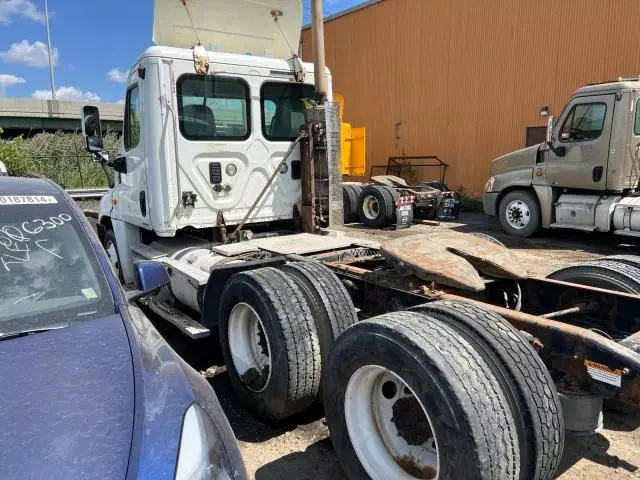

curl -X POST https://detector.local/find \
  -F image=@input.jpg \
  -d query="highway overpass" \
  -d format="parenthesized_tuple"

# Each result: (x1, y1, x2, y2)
(0, 98, 123, 137)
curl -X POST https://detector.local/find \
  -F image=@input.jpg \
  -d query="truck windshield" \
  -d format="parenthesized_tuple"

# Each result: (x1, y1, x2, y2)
(0, 196, 115, 335)
(261, 82, 315, 141)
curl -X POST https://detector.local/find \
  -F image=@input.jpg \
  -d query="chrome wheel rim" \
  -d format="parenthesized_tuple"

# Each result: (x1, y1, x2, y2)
(506, 200, 531, 230)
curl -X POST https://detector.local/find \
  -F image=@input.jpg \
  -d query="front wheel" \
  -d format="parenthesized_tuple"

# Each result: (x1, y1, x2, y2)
(103, 229, 124, 283)
(498, 190, 541, 238)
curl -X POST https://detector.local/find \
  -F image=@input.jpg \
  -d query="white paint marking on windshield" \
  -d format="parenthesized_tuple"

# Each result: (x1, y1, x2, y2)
(76, 310, 98, 317)
(0, 214, 72, 271)
(0, 196, 58, 205)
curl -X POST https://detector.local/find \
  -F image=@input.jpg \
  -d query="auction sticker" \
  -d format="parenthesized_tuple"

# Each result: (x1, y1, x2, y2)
(81, 288, 98, 300)
(0, 196, 58, 205)
(584, 360, 623, 387)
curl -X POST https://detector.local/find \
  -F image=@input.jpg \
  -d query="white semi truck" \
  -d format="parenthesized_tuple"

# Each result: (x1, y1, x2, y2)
(80, 1, 640, 479)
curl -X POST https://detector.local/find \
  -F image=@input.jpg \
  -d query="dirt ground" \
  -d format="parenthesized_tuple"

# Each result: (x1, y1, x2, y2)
(150, 213, 640, 480)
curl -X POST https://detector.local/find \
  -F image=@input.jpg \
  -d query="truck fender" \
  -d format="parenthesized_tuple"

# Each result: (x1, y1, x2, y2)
(532, 185, 553, 228)
(200, 257, 287, 328)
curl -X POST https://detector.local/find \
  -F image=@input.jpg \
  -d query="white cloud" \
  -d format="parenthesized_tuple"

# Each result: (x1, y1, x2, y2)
(0, 0, 45, 25)
(0, 73, 25, 95)
(116, 99, 125, 104)
(32, 86, 101, 102)
(0, 40, 59, 68)
(107, 68, 128, 83)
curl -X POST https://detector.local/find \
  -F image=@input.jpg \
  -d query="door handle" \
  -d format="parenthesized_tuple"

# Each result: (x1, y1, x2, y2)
(592, 166, 604, 183)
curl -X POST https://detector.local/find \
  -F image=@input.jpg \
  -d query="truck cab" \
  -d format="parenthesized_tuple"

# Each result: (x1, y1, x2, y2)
(484, 79, 640, 237)
(84, 0, 331, 285)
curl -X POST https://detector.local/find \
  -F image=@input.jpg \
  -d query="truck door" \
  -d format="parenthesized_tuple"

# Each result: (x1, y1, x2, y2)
(117, 77, 149, 228)
(543, 94, 615, 190)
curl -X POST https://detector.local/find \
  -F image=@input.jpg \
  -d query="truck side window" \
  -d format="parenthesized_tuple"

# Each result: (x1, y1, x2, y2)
(177, 75, 250, 141)
(635, 99, 640, 135)
(124, 85, 141, 150)
(559, 103, 606, 142)
(261, 83, 315, 141)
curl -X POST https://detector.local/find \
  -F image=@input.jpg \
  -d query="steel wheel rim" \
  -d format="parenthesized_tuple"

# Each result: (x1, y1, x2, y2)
(344, 365, 439, 479)
(363, 195, 381, 220)
(105, 239, 120, 273)
(506, 200, 531, 230)
(228, 302, 272, 393)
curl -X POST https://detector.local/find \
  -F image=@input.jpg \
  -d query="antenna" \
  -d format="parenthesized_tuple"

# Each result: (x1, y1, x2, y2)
(180, 0, 202, 45)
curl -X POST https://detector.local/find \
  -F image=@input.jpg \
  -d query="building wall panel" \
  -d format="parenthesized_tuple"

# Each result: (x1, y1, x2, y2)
(302, 0, 640, 194)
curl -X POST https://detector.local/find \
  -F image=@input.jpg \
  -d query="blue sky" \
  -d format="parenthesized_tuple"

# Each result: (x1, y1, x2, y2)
(0, 0, 362, 104)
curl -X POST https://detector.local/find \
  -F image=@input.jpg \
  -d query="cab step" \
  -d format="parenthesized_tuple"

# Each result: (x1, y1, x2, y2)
(549, 223, 596, 232)
(139, 296, 211, 339)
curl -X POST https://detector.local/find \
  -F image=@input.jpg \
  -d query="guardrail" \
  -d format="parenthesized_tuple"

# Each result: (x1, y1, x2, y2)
(66, 188, 109, 199)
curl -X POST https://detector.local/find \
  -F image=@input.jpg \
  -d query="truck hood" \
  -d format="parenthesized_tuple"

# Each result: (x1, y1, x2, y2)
(0, 315, 134, 480)
(491, 144, 540, 175)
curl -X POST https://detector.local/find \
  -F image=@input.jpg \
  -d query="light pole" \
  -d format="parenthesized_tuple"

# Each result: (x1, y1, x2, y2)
(44, 0, 56, 100)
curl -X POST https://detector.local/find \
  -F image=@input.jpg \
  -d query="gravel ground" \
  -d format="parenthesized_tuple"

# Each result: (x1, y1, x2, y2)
(143, 213, 640, 480)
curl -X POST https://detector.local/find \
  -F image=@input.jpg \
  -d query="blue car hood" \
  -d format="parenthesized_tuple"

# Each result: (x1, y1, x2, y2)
(0, 314, 134, 480)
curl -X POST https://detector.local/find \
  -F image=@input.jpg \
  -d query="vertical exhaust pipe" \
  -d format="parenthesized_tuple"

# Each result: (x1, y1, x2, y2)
(311, 0, 327, 104)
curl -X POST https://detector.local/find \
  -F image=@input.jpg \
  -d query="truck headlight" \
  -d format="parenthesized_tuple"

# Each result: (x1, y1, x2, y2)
(175, 404, 234, 480)
(484, 177, 495, 193)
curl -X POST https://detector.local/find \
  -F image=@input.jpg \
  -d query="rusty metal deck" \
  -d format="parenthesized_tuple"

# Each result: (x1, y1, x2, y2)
(380, 231, 527, 291)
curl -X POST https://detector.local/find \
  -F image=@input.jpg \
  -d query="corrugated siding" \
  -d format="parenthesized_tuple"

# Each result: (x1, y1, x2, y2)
(302, 0, 640, 195)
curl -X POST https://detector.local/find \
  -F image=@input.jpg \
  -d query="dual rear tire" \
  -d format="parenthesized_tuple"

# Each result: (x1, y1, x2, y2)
(218, 263, 356, 421)
(324, 302, 564, 480)
(357, 185, 398, 228)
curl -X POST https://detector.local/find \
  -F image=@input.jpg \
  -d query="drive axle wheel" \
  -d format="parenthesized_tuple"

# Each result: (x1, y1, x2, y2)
(325, 311, 520, 480)
(343, 184, 363, 224)
(358, 185, 395, 228)
(279, 261, 357, 402)
(219, 267, 321, 421)
(412, 301, 564, 480)
(548, 260, 640, 294)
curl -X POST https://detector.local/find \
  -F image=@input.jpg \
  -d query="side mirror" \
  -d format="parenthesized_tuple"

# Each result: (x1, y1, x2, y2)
(545, 115, 555, 144)
(81, 106, 104, 153)
(126, 261, 170, 302)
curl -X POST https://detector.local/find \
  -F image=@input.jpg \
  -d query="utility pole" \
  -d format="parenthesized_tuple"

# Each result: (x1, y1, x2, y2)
(44, 0, 56, 101)
(311, 0, 327, 104)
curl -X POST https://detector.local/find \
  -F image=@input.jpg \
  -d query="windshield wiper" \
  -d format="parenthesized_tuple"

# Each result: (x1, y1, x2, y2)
(0, 322, 69, 342)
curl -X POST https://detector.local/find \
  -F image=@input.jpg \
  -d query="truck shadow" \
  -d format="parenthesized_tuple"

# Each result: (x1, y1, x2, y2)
(207, 371, 326, 443)
(558, 432, 638, 477)
(254, 439, 345, 480)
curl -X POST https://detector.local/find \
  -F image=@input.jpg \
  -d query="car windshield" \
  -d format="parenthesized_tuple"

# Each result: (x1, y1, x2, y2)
(0, 195, 116, 334)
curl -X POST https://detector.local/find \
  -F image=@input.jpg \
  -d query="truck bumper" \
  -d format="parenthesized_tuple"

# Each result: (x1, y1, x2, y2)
(483, 193, 500, 217)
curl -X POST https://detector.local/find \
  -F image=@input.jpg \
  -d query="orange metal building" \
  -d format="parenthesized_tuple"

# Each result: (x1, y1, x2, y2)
(301, 0, 640, 195)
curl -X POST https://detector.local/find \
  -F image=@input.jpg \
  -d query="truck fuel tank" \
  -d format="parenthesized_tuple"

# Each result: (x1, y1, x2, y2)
(613, 196, 640, 233)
